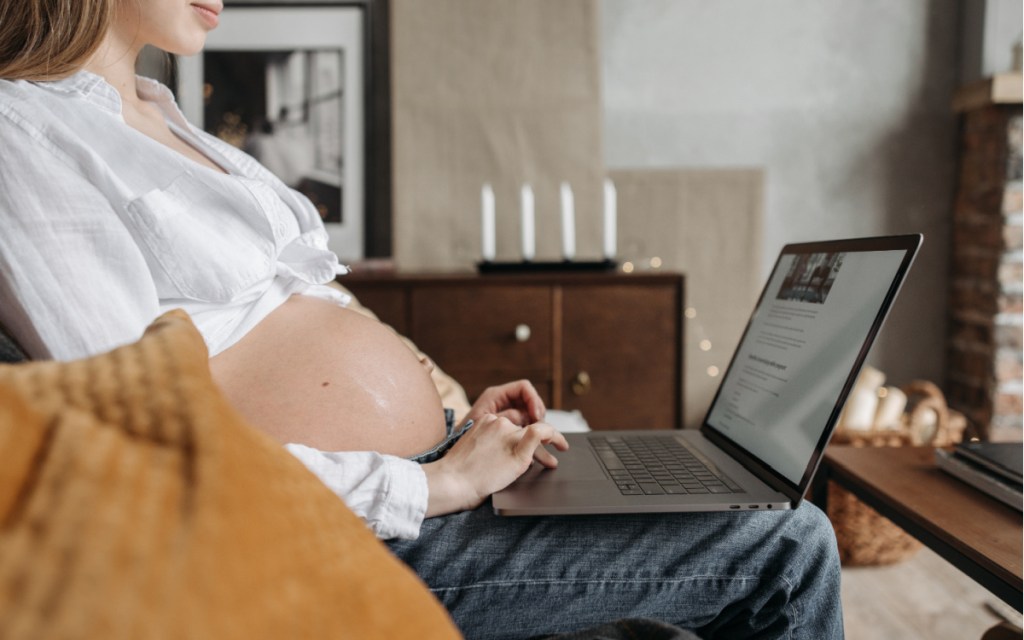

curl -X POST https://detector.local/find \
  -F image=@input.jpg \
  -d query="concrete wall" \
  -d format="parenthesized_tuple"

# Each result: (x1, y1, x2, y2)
(601, 1, 963, 402)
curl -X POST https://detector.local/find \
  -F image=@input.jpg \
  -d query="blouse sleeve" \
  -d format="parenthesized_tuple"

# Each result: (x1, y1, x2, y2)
(284, 444, 429, 541)
(0, 110, 160, 361)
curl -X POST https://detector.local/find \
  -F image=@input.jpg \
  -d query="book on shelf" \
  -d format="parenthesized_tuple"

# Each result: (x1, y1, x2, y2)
(952, 441, 1022, 484)
(935, 441, 1023, 512)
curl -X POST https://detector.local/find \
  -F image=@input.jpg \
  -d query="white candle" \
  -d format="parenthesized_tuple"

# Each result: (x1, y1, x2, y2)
(559, 181, 576, 260)
(520, 183, 535, 261)
(842, 387, 878, 431)
(874, 386, 908, 430)
(603, 178, 617, 260)
(481, 183, 495, 262)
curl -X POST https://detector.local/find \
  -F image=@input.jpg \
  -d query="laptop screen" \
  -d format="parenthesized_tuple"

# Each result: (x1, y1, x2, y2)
(704, 236, 919, 489)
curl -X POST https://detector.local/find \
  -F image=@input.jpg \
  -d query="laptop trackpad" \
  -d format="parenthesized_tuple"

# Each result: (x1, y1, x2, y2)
(513, 442, 606, 483)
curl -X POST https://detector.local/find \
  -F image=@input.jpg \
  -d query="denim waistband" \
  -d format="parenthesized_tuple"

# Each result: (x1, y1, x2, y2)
(407, 408, 473, 464)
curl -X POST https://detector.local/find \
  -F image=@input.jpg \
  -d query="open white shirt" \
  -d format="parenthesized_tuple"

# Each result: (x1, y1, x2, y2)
(0, 71, 427, 540)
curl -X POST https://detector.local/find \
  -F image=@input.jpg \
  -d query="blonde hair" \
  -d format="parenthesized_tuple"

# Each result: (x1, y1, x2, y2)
(0, 0, 112, 81)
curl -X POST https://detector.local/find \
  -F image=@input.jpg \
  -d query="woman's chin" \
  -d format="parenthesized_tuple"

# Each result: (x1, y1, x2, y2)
(160, 36, 210, 59)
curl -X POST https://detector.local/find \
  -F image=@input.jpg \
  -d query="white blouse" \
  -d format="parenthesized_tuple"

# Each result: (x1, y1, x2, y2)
(0, 71, 427, 540)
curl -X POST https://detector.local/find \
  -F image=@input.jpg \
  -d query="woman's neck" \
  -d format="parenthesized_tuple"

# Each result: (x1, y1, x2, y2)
(81, 38, 228, 175)
(83, 35, 144, 109)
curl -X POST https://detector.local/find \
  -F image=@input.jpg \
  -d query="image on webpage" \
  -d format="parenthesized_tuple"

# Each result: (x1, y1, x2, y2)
(777, 252, 844, 305)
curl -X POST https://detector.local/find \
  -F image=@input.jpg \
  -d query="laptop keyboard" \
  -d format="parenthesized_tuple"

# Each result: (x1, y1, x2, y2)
(590, 435, 744, 496)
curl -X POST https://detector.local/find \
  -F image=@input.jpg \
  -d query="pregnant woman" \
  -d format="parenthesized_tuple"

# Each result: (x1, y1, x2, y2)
(0, 1, 843, 638)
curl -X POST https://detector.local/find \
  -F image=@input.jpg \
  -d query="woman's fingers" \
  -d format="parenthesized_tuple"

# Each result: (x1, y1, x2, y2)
(513, 423, 570, 469)
(532, 443, 560, 468)
(516, 380, 546, 422)
(471, 380, 547, 426)
(513, 423, 545, 461)
(496, 407, 529, 424)
(516, 380, 547, 423)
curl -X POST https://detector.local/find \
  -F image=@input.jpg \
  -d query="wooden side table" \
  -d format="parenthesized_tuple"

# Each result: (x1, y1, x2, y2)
(811, 446, 1023, 611)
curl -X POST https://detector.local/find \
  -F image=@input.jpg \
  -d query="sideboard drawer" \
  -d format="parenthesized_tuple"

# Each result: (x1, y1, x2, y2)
(410, 285, 552, 374)
(561, 284, 681, 430)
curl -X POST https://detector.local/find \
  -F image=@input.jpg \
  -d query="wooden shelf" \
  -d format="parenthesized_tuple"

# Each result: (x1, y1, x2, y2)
(953, 73, 1023, 112)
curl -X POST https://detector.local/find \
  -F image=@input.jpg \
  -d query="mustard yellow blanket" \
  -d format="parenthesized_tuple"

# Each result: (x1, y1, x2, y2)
(0, 310, 458, 639)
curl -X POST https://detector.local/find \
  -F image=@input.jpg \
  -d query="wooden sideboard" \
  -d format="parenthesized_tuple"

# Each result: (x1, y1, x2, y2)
(340, 272, 685, 431)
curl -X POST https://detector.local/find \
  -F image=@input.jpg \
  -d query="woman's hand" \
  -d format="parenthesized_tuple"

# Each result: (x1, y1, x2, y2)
(465, 380, 546, 427)
(422, 413, 569, 517)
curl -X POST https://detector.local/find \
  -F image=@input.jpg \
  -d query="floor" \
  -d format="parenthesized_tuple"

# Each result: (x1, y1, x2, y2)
(842, 546, 1023, 639)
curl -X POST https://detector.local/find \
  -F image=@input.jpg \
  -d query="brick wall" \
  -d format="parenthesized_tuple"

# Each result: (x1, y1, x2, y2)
(946, 105, 1023, 442)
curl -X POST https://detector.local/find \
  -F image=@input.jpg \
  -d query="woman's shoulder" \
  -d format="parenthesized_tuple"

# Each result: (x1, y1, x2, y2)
(0, 76, 77, 136)
(0, 75, 71, 106)
(0, 72, 126, 166)
(0, 80, 64, 155)
(0, 78, 42, 114)
(0, 70, 115, 116)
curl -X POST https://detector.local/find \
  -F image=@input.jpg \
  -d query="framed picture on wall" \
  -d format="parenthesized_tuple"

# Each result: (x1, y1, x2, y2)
(177, 3, 372, 261)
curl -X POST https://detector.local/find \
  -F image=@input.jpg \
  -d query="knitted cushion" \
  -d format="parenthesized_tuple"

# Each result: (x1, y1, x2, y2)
(0, 309, 459, 639)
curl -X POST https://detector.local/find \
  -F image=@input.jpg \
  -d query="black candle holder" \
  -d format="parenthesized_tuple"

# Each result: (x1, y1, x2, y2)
(476, 259, 617, 274)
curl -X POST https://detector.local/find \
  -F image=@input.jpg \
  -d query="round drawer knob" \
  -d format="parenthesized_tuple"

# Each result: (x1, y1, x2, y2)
(514, 324, 532, 343)
(571, 371, 592, 396)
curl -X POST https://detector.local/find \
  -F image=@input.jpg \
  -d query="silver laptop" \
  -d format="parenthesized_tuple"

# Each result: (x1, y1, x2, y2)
(493, 234, 922, 516)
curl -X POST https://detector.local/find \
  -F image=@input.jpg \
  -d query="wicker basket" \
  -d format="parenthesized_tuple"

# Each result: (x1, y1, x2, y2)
(827, 380, 968, 566)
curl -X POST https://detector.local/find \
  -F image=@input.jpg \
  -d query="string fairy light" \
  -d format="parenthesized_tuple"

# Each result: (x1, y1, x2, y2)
(684, 306, 721, 379)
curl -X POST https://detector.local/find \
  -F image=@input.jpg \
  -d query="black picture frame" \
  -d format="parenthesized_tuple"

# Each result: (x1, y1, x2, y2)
(177, 0, 391, 258)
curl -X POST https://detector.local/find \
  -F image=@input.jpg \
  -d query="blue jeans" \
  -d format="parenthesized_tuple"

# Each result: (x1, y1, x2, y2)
(387, 499, 843, 639)
(408, 409, 474, 464)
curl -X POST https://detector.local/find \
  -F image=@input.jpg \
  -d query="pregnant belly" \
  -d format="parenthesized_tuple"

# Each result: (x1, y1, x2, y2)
(209, 295, 447, 456)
